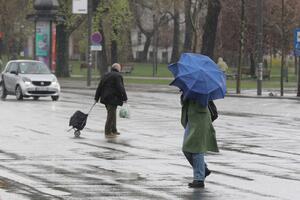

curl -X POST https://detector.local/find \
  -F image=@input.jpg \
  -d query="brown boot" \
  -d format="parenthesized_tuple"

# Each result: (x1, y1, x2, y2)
(105, 133, 117, 138)
(113, 132, 120, 135)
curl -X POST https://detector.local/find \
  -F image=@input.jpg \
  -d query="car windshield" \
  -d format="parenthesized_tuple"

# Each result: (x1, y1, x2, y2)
(19, 62, 51, 74)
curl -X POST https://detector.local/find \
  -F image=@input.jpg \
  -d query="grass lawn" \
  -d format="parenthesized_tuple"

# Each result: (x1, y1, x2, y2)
(124, 78, 171, 85)
(69, 61, 172, 78)
(123, 78, 297, 89)
(127, 63, 172, 77)
(226, 79, 297, 89)
(68, 59, 298, 90)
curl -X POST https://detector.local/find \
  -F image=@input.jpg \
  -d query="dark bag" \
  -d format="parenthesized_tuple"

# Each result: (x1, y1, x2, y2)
(69, 111, 88, 130)
(208, 101, 218, 122)
(69, 102, 96, 131)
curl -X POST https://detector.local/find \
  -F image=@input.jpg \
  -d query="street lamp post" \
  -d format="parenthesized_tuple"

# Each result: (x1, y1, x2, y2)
(280, 0, 285, 96)
(298, 58, 300, 96)
(295, 56, 300, 97)
(87, 0, 93, 87)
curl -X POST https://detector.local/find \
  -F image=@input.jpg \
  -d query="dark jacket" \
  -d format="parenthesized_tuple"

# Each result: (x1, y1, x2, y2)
(94, 68, 128, 106)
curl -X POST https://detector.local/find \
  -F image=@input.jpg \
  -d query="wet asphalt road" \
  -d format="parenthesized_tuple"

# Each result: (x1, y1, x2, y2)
(0, 89, 300, 200)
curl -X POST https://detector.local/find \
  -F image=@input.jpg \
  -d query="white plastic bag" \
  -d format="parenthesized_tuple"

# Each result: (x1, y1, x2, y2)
(119, 104, 130, 119)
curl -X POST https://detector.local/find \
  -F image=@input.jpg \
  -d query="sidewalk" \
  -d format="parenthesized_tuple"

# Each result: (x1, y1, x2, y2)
(58, 77, 300, 100)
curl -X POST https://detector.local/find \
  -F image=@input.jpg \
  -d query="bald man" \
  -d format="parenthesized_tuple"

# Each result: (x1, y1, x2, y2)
(94, 63, 128, 138)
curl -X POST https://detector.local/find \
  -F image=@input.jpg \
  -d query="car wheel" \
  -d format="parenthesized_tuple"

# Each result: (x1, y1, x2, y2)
(51, 96, 59, 101)
(0, 83, 7, 100)
(33, 96, 40, 100)
(15, 85, 23, 100)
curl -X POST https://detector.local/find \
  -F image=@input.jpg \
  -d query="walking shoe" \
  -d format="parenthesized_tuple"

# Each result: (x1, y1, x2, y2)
(188, 180, 205, 188)
(205, 168, 211, 177)
(105, 133, 117, 138)
(113, 132, 121, 135)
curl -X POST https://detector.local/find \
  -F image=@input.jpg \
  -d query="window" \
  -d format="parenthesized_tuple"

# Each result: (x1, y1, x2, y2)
(136, 51, 143, 61)
(149, 51, 154, 60)
(19, 62, 51, 74)
(5, 63, 12, 72)
(137, 32, 142, 45)
(162, 52, 168, 63)
(9, 63, 18, 73)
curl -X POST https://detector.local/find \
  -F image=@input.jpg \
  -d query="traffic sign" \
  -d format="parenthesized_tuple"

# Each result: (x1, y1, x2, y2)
(294, 28, 300, 56)
(72, 0, 88, 14)
(91, 45, 102, 51)
(91, 32, 102, 45)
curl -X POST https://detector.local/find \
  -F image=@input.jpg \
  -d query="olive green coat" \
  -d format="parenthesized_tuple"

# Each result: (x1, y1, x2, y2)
(181, 100, 219, 153)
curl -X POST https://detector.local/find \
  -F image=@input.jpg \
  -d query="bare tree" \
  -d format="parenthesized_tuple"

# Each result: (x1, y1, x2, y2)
(131, 0, 173, 62)
(0, 0, 33, 59)
(201, 0, 221, 59)
(183, 0, 206, 53)
(170, 0, 181, 63)
(236, 0, 246, 94)
(183, 0, 193, 52)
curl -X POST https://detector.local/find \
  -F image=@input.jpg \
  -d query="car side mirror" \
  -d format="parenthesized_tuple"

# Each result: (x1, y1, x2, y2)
(10, 70, 18, 75)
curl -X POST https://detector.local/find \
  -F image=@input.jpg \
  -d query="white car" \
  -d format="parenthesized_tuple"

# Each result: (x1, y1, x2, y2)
(0, 60, 60, 101)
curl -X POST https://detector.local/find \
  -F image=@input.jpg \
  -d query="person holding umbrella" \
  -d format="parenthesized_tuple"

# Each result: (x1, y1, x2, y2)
(169, 53, 226, 188)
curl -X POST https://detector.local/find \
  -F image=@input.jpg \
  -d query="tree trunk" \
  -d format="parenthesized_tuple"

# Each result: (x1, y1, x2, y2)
(141, 34, 152, 62)
(171, 2, 180, 63)
(236, 0, 245, 94)
(250, 52, 255, 77)
(183, 0, 193, 52)
(201, 0, 221, 59)
(97, 20, 108, 77)
(111, 40, 118, 64)
(127, 30, 134, 62)
(56, 24, 70, 77)
(111, 28, 118, 64)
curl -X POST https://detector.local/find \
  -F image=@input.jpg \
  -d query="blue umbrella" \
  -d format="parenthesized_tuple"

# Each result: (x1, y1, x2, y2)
(168, 53, 226, 107)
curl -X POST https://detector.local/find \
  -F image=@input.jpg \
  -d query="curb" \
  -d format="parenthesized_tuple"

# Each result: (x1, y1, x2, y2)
(58, 78, 300, 100)
(60, 84, 300, 100)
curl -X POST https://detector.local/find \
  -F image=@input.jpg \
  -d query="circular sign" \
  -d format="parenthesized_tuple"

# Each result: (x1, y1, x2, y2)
(91, 32, 102, 45)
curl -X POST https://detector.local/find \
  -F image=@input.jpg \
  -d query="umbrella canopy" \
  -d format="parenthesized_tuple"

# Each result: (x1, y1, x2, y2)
(168, 53, 226, 107)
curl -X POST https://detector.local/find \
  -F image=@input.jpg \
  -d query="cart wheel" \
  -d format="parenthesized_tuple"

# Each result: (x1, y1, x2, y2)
(74, 130, 81, 138)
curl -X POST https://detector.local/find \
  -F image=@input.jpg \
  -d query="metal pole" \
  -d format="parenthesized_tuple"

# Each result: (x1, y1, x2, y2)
(87, 0, 92, 86)
(256, 0, 263, 95)
(152, 14, 155, 77)
(297, 56, 300, 96)
(49, 22, 52, 71)
(280, 0, 285, 96)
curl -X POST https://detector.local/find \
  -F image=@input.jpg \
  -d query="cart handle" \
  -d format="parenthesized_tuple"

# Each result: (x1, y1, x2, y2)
(87, 102, 97, 115)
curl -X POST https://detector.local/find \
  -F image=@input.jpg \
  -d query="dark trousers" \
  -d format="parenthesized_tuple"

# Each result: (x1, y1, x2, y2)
(105, 104, 117, 135)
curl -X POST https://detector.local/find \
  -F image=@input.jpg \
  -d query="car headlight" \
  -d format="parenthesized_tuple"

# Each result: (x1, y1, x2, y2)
(51, 78, 59, 87)
(52, 77, 57, 83)
(22, 77, 31, 85)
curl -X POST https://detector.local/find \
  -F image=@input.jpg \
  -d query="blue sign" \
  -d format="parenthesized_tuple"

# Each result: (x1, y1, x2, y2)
(294, 28, 300, 56)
